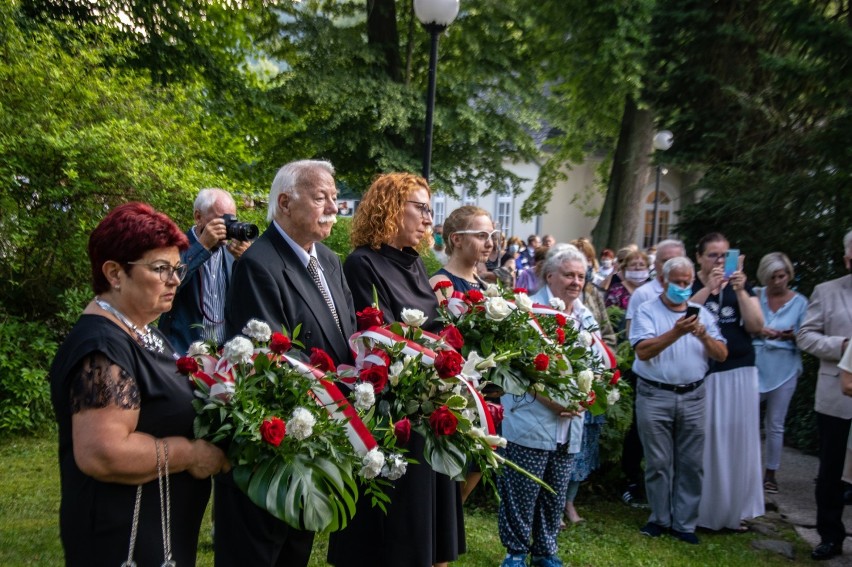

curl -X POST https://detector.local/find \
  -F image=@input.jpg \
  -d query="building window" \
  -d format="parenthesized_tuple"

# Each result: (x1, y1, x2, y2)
(462, 190, 476, 207)
(497, 198, 512, 236)
(432, 196, 446, 226)
(643, 190, 672, 248)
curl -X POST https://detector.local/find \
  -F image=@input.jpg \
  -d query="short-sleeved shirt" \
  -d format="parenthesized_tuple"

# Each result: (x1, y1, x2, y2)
(629, 297, 725, 384)
(692, 279, 756, 372)
(625, 278, 664, 322)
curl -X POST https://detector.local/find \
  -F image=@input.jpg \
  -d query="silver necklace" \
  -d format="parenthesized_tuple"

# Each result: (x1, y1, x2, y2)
(95, 297, 165, 354)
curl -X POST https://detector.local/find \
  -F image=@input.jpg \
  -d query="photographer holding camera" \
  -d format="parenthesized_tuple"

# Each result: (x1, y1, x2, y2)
(159, 188, 256, 354)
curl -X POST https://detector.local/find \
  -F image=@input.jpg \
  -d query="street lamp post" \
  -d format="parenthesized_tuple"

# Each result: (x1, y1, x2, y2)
(414, 0, 459, 182)
(650, 130, 674, 246)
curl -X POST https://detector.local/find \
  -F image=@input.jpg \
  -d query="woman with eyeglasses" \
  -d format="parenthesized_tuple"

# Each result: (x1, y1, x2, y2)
(692, 231, 765, 532)
(49, 202, 229, 566)
(429, 205, 494, 298)
(330, 173, 465, 567)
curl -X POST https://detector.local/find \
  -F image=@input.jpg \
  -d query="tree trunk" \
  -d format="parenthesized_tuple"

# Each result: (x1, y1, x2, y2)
(366, 0, 403, 82)
(591, 95, 654, 249)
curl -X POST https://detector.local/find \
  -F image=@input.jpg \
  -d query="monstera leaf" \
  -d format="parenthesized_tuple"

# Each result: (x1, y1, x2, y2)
(422, 433, 467, 480)
(233, 452, 359, 532)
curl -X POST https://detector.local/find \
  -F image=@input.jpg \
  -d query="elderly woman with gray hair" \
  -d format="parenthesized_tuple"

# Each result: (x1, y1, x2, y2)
(498, 246, 598, 566)
(753, 252, 808, 494)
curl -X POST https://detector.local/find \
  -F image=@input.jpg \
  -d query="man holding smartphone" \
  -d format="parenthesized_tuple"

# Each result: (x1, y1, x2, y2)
(630, 256, 727, 544)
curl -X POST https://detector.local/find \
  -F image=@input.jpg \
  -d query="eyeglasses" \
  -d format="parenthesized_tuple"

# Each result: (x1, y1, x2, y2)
(127, 261, 188, 282)
(454, 229, 502, 242)
(703, 252, 725, 261)
(406, 200, 433, 218)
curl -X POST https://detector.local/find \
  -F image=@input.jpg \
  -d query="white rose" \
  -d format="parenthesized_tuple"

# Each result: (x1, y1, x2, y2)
(578, 369, 594, 394)
(360, 448, 386, 479)
(241, 319, 271, 343)
(549, 297, 566, 311)
(382, 453, 408, 480)
(401, 308, 428, 328)
(388, 361, 404, 387)
(288, 407, 316, 441)
(607, 389, 621, 406)
(354, 382, 376, 411)
(483, 284, 502, 298)
(222, 336, 254, 365)
(578, 330, 593, 348)
(514, 292, 534, 312)
(187, 341, 209, 357)
(484, 297, 512, 321)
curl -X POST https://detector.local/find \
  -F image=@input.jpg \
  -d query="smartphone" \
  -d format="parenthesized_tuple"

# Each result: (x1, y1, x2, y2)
(685, 305, 700, 319)
(723, 249, 740, 279)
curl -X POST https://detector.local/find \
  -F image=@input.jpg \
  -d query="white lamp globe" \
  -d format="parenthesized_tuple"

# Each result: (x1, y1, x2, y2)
(414, 0, 460, 26)
(653, 130, 674, 151)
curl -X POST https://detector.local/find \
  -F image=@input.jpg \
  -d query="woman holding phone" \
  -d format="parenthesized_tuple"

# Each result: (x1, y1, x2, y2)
(692, 232, 765, 532)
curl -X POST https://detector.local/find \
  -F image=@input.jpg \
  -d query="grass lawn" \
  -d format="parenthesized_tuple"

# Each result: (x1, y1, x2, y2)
(1, 434, 815, 566)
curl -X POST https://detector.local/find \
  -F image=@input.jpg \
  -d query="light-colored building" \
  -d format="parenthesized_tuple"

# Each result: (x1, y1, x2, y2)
(432, 158, 684, 249)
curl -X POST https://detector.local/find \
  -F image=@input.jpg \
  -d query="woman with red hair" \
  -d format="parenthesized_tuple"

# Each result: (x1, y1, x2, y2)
(50, 202, 229, 566)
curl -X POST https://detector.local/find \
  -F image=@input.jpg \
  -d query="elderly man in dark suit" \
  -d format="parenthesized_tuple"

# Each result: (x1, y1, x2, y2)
(158, 188, 250, 354)
(798, 229, 852, 561)
(214, 159, 356, 567)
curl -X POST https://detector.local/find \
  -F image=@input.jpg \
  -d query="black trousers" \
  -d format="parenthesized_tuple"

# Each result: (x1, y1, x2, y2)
(213, 473, 314, 567)
(621, 370, 645, 488)
(815, 412, 852, 544)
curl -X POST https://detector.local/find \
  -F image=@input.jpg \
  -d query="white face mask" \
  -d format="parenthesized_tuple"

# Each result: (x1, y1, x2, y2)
(625, 269, 649, 283)
(601, 260, 613, 269)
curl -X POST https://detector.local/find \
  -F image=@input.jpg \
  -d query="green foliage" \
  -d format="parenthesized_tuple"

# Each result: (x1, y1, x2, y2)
(0, 316, 57, 434)
(323, 217, 354, 260)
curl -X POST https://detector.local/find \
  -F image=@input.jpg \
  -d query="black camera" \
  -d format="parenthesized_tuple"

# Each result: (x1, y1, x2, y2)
(222, 214, 259, 241)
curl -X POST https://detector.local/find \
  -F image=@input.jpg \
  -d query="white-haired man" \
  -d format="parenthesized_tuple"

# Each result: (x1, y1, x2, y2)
(159, 188, 251, 354)
(216, 160, 356, 567)
(629, 256, 727, 544)
(797, 229, 852, 561)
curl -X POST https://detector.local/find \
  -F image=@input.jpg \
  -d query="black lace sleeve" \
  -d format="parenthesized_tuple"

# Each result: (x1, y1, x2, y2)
(68, 352, 141, 413)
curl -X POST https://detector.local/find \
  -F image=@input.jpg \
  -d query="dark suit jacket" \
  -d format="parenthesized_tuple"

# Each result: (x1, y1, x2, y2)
(158, 229, 235, 355)
(225, 225, 355, 365)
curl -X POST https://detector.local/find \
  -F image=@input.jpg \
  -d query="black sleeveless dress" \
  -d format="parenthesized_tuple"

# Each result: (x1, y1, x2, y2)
(50, 315, 211, 567)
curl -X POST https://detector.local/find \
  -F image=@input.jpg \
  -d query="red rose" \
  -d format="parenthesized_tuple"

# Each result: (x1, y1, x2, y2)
(434, 349, 464, 379)
(513, 287, 528, 294)
(555, 314, 567, 327)
(429, 405, 458, 436)
(466, 289, 484, 303)
(394, 417, 412, 444)
(356, 306, 384, 331)
(269, 332, 292, 354)
(486, 402, 504, 428)
(176, 356, 199, 375)
(310, 348, 337, 372)
(534, 353, 550, 371)
(433, 280, 453, 292)
(581, 389, 597, 409)
(360, 365, 389, 394)
(260, 417, 286, 446)
(439, 325, 465, 350)
(555, 328, 566, 345)
(610, 370, 621, 386)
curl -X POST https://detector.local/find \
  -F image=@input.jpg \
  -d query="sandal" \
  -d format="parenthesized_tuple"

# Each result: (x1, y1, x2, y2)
(763, 480, 779, 494)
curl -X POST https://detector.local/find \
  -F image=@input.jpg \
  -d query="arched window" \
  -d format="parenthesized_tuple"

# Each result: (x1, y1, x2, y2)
(643, 190, 673, 248)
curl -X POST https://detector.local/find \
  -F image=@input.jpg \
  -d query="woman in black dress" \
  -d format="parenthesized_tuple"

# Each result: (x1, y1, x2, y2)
(50, 203, 229, 566)
(328, 173, 465, 567)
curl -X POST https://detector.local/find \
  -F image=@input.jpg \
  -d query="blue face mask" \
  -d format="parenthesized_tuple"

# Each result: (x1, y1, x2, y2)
(433, 234, 443, 246)
(666, 283, 692, 305)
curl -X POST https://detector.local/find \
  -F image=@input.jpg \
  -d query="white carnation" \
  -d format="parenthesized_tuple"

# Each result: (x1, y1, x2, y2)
(401, 308, 428, 328)
(187, 341, 209, 357)
(242, 319, 272, 343)
(354, 382, 376, 411)
(607, 389, 621, 406)
(514, 292, 534, 312)
(484, 297, 512, 321)
(549, 297, 566, 311)
(222, 336, 254, 365)
(382, 453, 408, 480)
(578, 330, 593, 348)
(360, 448, 386, 479)
(288, 407, 316, 441)
(578, 369, 594, 394)
(483, 284, 502, 298)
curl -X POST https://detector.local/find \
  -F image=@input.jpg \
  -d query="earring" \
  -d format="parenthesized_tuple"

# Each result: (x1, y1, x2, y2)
(114, 283, 121, 291)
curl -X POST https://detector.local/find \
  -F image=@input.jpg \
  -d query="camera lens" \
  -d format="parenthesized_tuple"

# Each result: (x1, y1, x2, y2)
(222, 214, 259, 241)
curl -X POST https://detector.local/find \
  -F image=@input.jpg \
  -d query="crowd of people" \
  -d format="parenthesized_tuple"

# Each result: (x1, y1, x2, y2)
(48, 159, 852, 566)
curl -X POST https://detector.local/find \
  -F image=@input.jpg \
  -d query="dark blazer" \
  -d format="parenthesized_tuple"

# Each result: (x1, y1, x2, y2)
(225, 224, 355, 365)
(158, 229, 235, 355)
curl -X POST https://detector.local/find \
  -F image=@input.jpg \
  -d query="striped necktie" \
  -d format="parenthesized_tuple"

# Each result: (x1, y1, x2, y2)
(307, 256, 341, 331)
